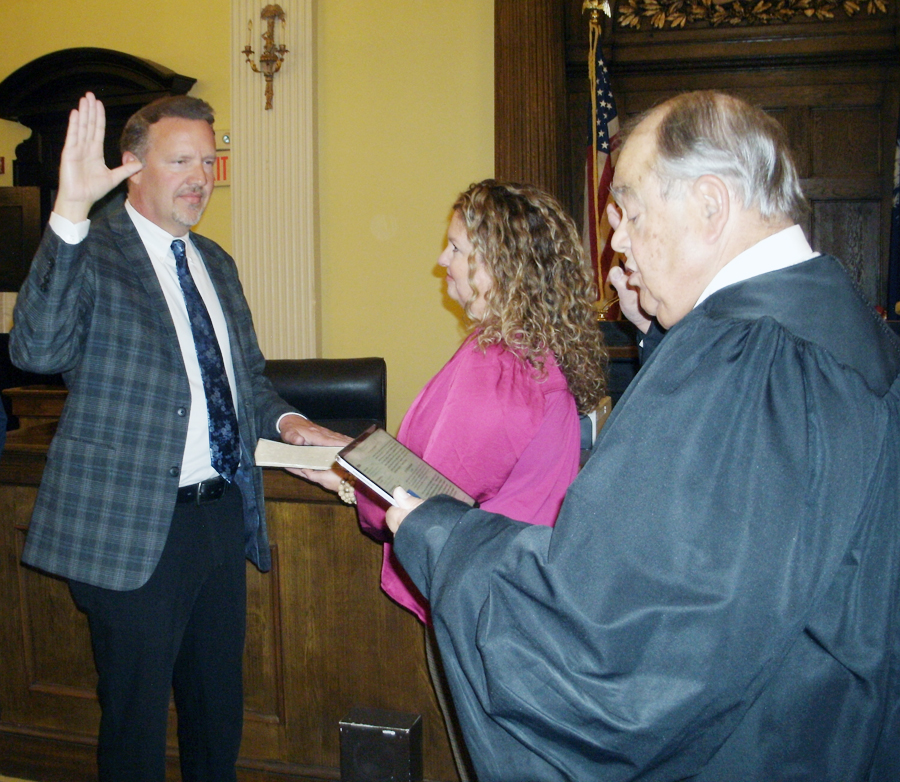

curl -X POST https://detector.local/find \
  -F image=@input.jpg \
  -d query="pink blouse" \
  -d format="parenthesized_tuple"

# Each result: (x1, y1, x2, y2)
(356, 335, 581, 623)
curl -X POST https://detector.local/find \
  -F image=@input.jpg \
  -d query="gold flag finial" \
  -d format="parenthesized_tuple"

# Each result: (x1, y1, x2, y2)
(582, 0, 612, 24)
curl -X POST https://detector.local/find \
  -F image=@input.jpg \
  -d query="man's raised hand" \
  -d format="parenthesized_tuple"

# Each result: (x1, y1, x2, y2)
(53, 93, 144, 224)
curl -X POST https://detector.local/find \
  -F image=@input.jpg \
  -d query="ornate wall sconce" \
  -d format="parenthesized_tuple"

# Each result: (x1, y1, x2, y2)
(242, 4, 289, 110)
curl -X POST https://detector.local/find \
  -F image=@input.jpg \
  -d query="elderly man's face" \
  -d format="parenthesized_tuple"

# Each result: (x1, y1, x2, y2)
(610, 117, 710, 329)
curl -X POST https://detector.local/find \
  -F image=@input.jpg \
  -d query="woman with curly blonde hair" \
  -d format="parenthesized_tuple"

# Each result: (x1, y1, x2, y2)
(452, 179, 607, 414)
(298, 179, 606, 779)
(300, 179, 607, 620)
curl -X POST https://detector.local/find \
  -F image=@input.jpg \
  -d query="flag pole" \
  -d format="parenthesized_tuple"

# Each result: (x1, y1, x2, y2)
(582, 0, 619, 319)
(585, 0, 608, 285)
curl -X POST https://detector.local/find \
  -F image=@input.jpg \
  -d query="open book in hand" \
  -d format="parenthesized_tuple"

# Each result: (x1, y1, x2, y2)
(254, 439, 342, 470)
(337, 425, 477, 508)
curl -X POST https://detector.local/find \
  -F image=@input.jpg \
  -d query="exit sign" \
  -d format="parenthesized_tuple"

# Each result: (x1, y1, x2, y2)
(215, 130, 230, 188)
(215, 154, 230, 187)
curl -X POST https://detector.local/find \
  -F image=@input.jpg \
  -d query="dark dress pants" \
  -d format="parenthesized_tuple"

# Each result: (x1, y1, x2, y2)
(69, 481, 247, 782)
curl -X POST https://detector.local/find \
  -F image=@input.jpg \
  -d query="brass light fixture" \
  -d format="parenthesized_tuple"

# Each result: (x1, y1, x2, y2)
(242, 4, 289, 110)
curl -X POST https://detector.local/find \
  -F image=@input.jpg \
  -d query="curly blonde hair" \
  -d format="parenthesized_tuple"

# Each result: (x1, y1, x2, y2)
(453, 179, 607, 414)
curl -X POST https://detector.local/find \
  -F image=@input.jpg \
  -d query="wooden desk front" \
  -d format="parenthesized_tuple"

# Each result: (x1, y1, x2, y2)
(0, 422, 457, 782)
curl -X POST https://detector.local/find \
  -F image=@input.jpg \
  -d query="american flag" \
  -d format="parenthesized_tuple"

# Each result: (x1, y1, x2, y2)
(582, 21, 621, 316)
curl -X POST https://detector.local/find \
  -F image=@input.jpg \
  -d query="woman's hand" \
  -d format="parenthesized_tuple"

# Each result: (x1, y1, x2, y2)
(288, 466, 345, 493)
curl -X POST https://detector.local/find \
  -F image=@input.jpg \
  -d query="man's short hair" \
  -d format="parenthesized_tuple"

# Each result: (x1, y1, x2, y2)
(119, 95, 215, 161)
(633, 91, 807, 222)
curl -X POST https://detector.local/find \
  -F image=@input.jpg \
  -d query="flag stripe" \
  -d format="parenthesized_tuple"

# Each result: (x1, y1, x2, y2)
(582, 20, 620, 312)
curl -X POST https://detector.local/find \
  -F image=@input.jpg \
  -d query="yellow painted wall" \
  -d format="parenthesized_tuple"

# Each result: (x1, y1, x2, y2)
(316, 0, 495, 428)
(0, 0, 495, 432)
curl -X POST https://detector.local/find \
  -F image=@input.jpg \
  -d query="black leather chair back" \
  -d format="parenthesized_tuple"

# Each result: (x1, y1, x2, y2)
(263, 357, 387, 439)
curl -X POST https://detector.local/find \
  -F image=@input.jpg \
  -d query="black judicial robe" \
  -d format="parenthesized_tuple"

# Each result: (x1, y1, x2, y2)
(394, 255, 900, 781)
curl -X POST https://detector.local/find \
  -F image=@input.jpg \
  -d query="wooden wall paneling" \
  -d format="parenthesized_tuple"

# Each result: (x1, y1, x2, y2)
(1, 479, 100, 740)
(878, 78, 900, 302)
(579, 13, 897, 307)
(812, 105, 881, 179)
(805, 98, 886, 303)
(0, 187, 41, 293)
(17, 545, 97, 704)
(495, 0, 570, 198)
(812, 200, 883, 301)
(498, 2, 900, 307)
(240, 543, 285, 757)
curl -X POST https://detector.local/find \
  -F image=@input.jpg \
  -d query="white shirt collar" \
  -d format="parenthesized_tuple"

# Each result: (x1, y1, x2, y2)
(125, 200, 190, 260)
(695, 225, 819, 308)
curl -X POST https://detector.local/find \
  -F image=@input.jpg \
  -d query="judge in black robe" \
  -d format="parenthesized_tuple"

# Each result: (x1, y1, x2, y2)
(386, 92, 900, 781)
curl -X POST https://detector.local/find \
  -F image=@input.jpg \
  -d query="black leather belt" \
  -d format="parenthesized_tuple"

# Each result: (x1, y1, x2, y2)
(177, 476, 227, 505)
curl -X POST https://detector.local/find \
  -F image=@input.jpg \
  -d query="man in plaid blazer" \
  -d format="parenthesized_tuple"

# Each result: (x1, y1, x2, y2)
(10, 92, 343, 782)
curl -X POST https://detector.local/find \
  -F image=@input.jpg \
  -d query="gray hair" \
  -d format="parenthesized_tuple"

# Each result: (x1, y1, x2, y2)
(637, 91, 806, 222)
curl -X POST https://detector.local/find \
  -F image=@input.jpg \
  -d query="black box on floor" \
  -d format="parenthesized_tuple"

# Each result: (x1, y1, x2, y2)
(339, 706, 423, 782)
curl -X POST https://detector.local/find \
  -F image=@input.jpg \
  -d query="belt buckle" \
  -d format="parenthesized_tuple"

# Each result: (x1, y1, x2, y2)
(195, 477, 225, 504)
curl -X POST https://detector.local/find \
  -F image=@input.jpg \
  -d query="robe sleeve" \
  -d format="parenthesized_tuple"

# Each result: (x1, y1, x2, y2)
(394, 311, 900, 781)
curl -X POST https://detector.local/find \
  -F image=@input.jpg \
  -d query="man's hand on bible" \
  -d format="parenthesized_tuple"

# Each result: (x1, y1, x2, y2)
(278, 414, 351, 447)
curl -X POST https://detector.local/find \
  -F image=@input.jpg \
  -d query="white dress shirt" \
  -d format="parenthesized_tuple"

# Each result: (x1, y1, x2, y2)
(50, 203, 238, 485)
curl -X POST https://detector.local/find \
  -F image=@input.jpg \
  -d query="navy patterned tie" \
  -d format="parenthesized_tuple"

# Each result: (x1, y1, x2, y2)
(172, 239, 240, 481)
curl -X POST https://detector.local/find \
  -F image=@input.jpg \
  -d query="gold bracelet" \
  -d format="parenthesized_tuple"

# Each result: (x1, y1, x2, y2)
(337, 476, 357, 505)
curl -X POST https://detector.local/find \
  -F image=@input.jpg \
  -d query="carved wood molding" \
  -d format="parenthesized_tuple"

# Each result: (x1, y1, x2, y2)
(617, 0, 891, 31)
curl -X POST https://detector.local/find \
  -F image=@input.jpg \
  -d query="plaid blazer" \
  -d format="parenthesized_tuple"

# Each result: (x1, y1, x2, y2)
(10, 208, 296, 590)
